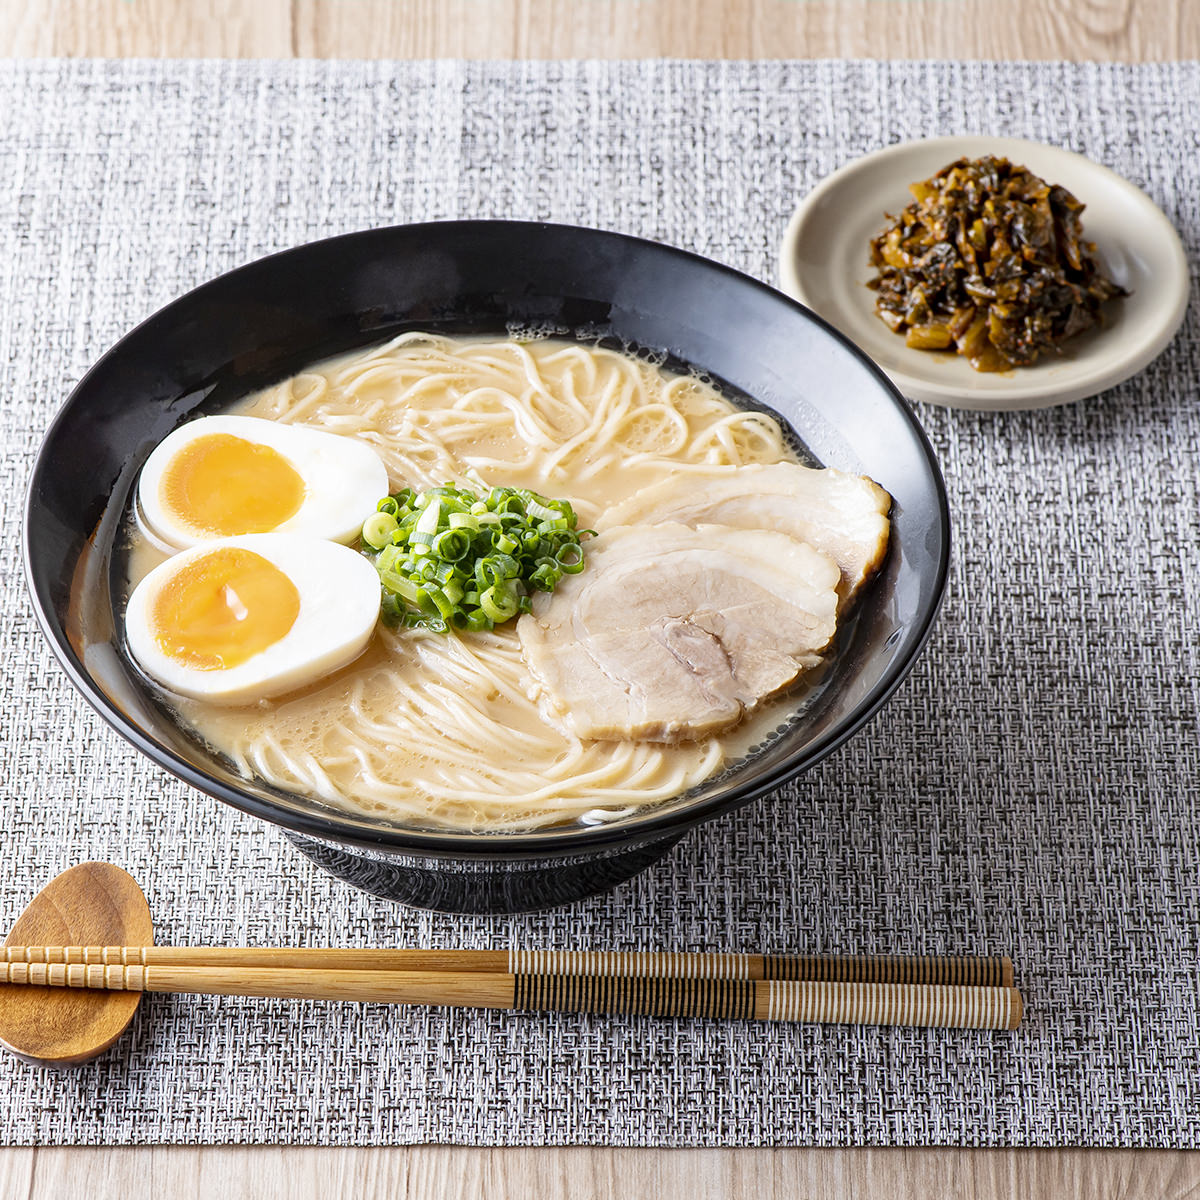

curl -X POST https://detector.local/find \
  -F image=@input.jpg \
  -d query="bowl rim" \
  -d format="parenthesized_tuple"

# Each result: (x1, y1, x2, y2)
(23, 218, 951, 859)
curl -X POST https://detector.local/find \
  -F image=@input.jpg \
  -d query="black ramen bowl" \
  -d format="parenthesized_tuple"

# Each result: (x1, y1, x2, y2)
(25, 221, 949, 913)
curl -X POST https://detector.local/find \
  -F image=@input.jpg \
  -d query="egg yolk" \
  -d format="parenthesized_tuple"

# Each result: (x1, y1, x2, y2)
(160, 433, 306, 537)
(150, 547, 301, 671)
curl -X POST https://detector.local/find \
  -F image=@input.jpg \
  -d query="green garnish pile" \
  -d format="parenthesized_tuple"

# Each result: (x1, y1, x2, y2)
(360, 484, 590, 634)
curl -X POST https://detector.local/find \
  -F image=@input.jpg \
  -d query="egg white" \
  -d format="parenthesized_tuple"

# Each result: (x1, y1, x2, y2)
(124, 534, 382, 705)
(138, 415, 390, 549)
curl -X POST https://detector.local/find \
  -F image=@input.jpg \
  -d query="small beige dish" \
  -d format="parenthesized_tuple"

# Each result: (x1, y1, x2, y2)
(778, 136, 1189, 411)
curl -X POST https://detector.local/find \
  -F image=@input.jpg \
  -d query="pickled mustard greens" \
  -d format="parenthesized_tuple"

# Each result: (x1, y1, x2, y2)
(867, 155, 1127, 372)
(360, 483, 590, 634)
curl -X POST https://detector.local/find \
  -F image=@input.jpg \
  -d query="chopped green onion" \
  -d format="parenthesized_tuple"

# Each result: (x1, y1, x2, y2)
(362, 512, 399, 550)
(525, 498, 561, 521)
(457, 608, 492, 632)
(433, 528, 471, 561)
(381, 573, 422, 606)
(359, 481, 592, 635)
(479, 584, 519, 622)
(556, 544, 586, 574)
(428, 587, 457, 621)
(415, 497, 441, 534)
(530, 563, 560, 590)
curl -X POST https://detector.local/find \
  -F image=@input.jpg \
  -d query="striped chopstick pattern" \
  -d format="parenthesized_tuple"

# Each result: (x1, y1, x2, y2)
(507, 949, 1013, 987)
(763, 980, 1022, 1030)
(4, 946, 156, 967)
(508, 949, 755, 980)
(759, 954, 1013, 987)
(3, 960, 147, 991)
(513, 973, 1022, 1030)
(514, 972, 758, 1020)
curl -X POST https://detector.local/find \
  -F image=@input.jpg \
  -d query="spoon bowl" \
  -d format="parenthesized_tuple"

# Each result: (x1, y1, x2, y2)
(0, 862, 153, 1065)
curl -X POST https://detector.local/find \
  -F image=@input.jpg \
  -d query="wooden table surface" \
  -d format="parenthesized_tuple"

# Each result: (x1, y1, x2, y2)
(2, 3, 1197, 1197)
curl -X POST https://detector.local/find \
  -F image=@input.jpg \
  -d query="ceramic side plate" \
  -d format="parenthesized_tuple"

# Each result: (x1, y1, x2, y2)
(778, 136, 1189, 411)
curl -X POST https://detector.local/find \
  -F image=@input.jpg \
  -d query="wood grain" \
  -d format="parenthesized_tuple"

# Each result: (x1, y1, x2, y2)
(0, 0, 1195, 60)
(0, 864, 153, 1066)
(2, 1147, 1200, 1199)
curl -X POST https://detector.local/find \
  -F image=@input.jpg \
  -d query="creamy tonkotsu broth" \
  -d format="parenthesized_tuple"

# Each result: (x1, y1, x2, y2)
(124, 333, 827, 833)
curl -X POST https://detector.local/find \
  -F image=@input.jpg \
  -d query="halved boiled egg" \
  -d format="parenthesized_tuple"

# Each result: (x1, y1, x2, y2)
(124, 533, 382, 704)
(137, 415, 390, 550)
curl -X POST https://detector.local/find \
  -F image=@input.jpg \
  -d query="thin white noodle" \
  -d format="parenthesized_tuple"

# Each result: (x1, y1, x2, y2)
(173, 334, 794, 832)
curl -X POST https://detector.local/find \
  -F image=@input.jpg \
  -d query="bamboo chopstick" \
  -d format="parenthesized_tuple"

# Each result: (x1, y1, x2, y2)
(0, 948, 1022, 1029)
(1, 946, 1014, 988)
(0, 960, 1022, 1029)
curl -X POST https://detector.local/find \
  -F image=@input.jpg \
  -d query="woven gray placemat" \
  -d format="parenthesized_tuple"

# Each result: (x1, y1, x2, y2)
(0, 58, 1197, 1147)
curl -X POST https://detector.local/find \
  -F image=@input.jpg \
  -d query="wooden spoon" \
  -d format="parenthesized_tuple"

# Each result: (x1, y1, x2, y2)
(0, 862, 153, 1065)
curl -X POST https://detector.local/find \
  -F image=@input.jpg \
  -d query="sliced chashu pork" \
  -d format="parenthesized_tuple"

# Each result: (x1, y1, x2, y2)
(598, 462, 891, 612)
(517, 523, 840, 742)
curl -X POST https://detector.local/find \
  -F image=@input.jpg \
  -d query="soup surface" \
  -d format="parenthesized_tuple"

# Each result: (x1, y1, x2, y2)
(125, 333, 834, 833)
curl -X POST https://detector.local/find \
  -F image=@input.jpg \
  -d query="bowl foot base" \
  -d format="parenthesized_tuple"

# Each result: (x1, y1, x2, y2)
(283, 831, 684, 913)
